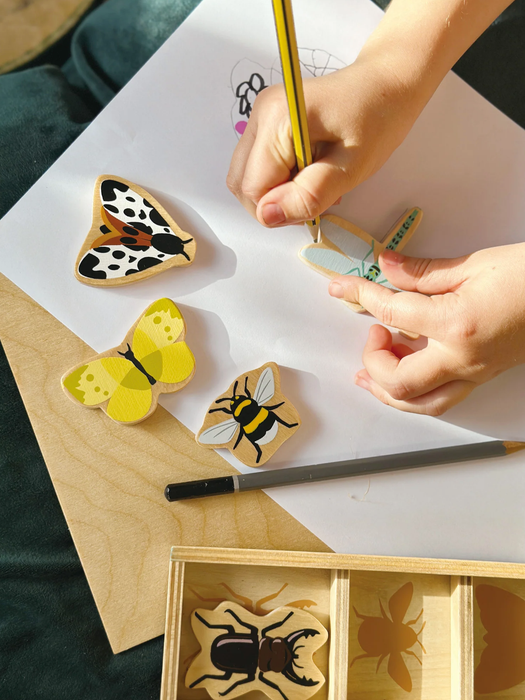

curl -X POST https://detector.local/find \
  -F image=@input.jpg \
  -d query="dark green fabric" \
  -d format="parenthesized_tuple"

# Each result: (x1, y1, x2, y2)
(0, 1, 200, 698)
(0, 354, 163, 700)
(0, 0, 524, 698)
(0, 0, 202, 218)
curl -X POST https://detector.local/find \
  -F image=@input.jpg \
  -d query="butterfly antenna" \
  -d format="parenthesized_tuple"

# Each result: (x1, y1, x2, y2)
(117, 343, 132, 358)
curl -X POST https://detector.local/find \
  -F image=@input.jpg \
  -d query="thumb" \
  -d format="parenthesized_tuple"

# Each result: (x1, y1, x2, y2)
(256, 159, 350, 227)
(379, 250, 470, 294)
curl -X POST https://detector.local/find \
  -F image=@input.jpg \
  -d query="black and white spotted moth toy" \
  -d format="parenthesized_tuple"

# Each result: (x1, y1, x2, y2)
(75, 175, 196, 286)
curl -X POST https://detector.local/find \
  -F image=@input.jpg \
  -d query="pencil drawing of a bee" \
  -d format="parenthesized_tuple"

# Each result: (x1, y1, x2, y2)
(197, 364, 299, 465)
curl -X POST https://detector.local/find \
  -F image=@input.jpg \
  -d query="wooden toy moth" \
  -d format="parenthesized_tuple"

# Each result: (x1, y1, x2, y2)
(61, 298, 195, 424)
(75, 175, 196, 286)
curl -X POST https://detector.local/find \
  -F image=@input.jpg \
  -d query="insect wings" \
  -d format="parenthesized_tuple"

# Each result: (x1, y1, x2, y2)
(198, 366, 275, 446)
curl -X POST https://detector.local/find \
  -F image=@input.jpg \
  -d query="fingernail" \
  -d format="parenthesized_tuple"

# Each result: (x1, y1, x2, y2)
(329, 282, 343, 298)
(261, 203, 285, 226)
(382, 250, 405, 265)
(355, 374, 370, 390)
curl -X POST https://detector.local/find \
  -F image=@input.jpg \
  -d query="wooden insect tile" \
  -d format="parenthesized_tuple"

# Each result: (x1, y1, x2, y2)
(75, 175, 196, 286)
(61, 298, 195, 424)
(196, 362, 301, 467)
(299, 207, 423, 313)
(186, 601, 328, 700)
(473, 577, 525, 697)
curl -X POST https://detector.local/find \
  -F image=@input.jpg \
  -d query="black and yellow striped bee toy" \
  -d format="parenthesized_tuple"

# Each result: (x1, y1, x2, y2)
(196, 363, 301, 467)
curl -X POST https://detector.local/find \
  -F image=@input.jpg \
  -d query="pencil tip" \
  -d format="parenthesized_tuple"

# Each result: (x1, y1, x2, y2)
(504, 441, 525, 454)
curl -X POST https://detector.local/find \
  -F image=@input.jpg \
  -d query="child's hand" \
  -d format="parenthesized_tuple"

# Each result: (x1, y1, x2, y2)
(227, 0, 513, 227)
(328, 244, 525, 415)
(227, 60, 421, 227)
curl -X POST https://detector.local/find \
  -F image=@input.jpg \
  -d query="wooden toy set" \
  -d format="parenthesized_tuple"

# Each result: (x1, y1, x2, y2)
(160, 546, 525, 700)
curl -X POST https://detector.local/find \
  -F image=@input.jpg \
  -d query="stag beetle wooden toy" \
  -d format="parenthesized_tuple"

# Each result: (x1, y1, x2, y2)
(185, 601, 328, 700)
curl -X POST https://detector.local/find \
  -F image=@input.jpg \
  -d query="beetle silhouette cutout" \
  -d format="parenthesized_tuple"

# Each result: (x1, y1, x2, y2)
(75, 175, 196, 286)
(61, 298, 195, 424)
(475, 583, 525, 694)
(299, 208, 423, 313)
(189, 582, 317, 616)
(196, 362, 301, 467)
(350, 581, 426, 692)
(186, 601, 328, 700)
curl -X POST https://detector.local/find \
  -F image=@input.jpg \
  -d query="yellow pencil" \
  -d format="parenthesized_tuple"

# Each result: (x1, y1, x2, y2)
(272, 0, 320, 241)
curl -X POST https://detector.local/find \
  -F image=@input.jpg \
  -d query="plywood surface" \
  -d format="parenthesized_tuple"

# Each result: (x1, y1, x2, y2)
(0, 273, 328, 653)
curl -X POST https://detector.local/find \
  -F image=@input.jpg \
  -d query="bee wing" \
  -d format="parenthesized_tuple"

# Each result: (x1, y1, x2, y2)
(389, 582, 413, 624)
(198, 419, 239, 446)
(254, 366, 275, 405)
(387, 651, 412, 692)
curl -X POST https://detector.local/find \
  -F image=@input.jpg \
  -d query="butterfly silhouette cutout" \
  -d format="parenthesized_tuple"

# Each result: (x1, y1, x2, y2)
(61, 298, 195, 424)
(475, 583, 525, 694)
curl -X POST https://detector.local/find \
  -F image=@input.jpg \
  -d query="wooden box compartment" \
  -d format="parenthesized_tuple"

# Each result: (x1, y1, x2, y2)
(473, 577, 525, 698)
(161, 548, 525, 700)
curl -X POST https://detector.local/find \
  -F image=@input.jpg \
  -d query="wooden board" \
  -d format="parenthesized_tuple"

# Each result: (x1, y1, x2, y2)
(0, 273, 329, 653)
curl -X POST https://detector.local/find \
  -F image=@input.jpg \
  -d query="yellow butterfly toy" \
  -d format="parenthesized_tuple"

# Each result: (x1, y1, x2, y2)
(61, 298, 195, 424)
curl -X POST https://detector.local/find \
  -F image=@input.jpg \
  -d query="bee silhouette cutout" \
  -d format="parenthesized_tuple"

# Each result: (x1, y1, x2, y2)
(61, 298, 195, 424)
(196, 362, 301, 467)
(75, 175, 196, 286)
(299, 208, 423, 313)
(186, 601, 328, 700)
(475, 583, 525, 694)
(350, 581, 426, 692)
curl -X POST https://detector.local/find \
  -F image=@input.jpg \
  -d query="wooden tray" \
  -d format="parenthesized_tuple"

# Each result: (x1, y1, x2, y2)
(161, 546, 525, 700)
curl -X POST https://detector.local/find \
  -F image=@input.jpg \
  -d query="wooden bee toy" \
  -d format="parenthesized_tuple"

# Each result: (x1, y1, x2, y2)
(186, 601, 328, 700)
(196, 362, 301, 467)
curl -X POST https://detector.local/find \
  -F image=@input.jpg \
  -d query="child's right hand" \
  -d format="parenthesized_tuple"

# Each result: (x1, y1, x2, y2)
(227, 57, 422, 228)
(227, 0, 513, 227)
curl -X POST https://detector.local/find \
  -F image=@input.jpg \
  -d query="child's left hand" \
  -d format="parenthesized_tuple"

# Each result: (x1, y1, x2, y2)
(328, 243, 525, 415)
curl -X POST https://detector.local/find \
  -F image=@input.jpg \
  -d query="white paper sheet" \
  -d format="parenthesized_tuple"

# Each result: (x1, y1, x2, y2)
(1, 0, 525, 561)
